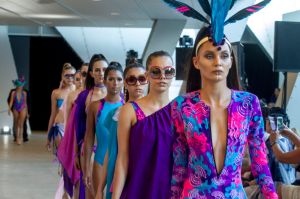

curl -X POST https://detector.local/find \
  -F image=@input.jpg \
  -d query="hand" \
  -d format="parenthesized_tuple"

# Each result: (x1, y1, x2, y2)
(84, 174, 95, 197)
(84, 173, 92, 189)
(269, 131, 280, 144)
(95, 189, 103, 199)
(46, 140, 51, 151)
(280, 125, 293, 137)
(74, 156, 81, 170)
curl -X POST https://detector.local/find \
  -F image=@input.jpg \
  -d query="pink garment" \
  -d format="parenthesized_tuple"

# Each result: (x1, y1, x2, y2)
(57, 104, 80, 185)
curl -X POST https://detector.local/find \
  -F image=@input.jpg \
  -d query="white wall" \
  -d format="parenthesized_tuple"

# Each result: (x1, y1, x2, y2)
(0, 26, 18, 130)
(56, 26, 151, 66)
(287, 73, 300, 130)
(248, 0, 300, 59)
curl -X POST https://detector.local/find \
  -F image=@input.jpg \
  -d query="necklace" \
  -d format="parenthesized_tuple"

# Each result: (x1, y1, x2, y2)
(95, 84, 105, 88)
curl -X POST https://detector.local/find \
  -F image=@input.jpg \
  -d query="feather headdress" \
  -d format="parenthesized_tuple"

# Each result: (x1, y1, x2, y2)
(162, 0, 271, 46)
(12, 76, 26, 87)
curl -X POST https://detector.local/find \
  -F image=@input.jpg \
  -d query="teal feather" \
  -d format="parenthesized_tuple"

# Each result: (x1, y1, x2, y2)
(211, 0, 232, 44)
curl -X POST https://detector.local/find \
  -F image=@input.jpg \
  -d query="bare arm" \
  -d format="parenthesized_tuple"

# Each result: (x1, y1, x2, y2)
(8, 91, 15, 115)
(280, 127, 300, 147)
(112, 104, 134, 199)
(96, 151, 108, 199)
(24, 91, 29, 117)
(65, 92, 75, 123)
(272, 144, 300, 164)
(83, 101, 97, 189)
(47, 90, 58, 133)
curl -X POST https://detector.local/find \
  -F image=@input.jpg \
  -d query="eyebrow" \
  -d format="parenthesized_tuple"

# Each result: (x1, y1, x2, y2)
(203, 49, 230, 54)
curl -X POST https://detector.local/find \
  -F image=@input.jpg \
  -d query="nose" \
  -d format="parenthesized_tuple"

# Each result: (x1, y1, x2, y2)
(214, 56, 222, 67)
(160, 72, 166, 80)
(100, 71, 104, 76)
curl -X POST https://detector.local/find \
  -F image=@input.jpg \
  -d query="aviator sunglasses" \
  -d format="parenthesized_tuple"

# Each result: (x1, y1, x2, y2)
(64, 74, 75, 79)
(125, 75, 148, 86)
(149, 66, 175, 79)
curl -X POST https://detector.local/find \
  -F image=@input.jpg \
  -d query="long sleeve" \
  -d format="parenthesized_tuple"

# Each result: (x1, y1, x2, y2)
(247, 96, 278, 199)
(170, 99, 188, 199)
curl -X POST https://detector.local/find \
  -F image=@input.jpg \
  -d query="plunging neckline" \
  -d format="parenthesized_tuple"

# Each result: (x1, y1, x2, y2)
(198, 89, 234, 177)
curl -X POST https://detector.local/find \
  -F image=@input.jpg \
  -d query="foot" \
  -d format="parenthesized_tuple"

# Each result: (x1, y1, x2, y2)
(23, 138, 29, 142)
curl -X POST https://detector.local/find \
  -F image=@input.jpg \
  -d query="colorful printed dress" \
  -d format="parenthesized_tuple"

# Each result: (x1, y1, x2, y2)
(171, 90, 278, 199)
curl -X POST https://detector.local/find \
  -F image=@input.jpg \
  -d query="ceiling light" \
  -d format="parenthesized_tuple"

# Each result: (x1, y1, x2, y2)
(24, 14, 79, 19)
(110, 12, 120, 16)
(92, 0, 103, 1)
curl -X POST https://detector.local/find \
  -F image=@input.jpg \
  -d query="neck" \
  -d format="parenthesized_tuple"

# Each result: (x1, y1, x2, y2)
(146, 90, 170, 108)
(105, 93, 121, 103)
(201, 80, 231, 107)
(93, 86, 106, 93)
(128, 95, 141, 102)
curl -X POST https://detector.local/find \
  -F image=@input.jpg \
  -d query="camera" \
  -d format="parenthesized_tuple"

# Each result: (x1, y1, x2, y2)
(268, 116, 284, 131)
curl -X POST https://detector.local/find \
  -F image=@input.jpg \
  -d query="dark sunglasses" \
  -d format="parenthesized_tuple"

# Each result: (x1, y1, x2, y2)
(64, 74, 75, 79)
(81, 71, 87, 77)
(125, 75, 148, 86)
(149, 66, 175, 79)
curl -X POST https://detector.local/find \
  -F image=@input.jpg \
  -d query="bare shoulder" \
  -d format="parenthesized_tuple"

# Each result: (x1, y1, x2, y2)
(88, 100, 100, 114)
(52, 88, 60, 98)
(119, 102, 136, 124)
(120, 102, 135, 115)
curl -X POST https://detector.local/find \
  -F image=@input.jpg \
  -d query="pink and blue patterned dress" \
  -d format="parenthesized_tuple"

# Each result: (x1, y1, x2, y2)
(171, 90, 278, 199)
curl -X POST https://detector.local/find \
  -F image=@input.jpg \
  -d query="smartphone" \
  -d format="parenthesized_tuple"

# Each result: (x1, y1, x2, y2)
(269, 116, 277, 131)
(277, 116, 284, 131)
(268, 116, 284, 131)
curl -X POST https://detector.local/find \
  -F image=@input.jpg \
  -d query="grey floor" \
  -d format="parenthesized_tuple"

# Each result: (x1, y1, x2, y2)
(0, 132, 60, 199)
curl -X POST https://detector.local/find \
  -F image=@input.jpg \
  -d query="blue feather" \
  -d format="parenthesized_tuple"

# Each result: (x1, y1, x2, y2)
(211, 0, 232, 44)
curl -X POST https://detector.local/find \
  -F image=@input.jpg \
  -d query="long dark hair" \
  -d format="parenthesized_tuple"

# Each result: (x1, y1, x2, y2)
(85, 54, 108, 90)
(186, 27, 241, 93)
(123, 62, 146, 102)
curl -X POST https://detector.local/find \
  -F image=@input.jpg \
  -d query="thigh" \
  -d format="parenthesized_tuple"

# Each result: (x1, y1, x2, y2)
(12, 109, 19, 121)
(18, 108, 27, 124)
(93, 161, 102, 196)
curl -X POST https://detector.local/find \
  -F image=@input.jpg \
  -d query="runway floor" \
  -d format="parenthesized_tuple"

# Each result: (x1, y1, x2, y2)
(0, 132, 61, 199)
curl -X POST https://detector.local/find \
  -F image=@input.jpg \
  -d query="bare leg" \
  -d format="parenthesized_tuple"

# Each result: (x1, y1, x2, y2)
(73, 181, 80, 199)
(17, 108, 27, 145)
(93, 161, 102, 198)
(12, 110, 20, 144)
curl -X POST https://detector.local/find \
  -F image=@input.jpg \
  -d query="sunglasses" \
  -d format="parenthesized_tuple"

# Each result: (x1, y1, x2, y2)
(149, 66, 175, 79)
(81, 71, 87, 77)
(125, 75, 148, 86)
(64, 74, 75, 79)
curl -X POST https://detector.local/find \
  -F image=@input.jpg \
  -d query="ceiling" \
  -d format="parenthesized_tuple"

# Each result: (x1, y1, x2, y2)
(0, 0, 201, 28)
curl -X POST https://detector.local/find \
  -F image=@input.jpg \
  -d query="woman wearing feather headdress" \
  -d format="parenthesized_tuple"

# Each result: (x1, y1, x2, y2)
(8, 76, 28, 145)
(163, 0, 278, 198)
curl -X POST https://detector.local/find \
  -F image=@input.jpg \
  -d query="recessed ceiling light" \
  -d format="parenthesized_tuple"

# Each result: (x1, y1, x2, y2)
(125, 23, 133, 26)
(111, 12, 120, 16)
